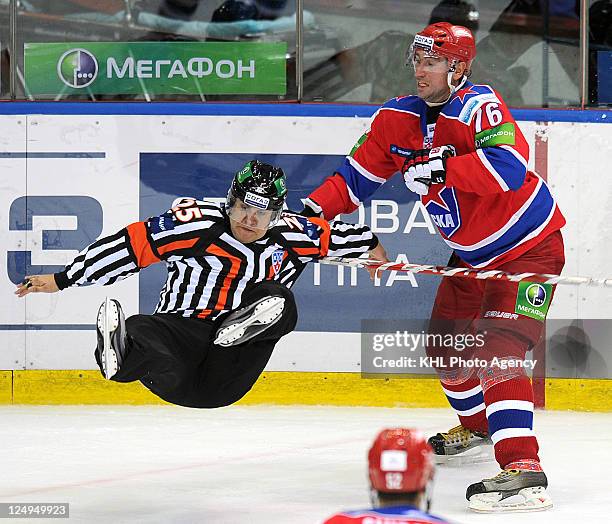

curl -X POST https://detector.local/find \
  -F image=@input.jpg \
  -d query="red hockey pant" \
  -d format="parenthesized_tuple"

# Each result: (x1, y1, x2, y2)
(429, 231, 565, 468)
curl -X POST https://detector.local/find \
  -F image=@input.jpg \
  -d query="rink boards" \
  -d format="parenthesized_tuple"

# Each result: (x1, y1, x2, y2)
(0, 370, 610, 412)
(0, 104, 611, 409)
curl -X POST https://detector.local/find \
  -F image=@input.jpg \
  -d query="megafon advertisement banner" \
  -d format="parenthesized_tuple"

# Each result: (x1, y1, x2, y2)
(24, 42, 287, 96)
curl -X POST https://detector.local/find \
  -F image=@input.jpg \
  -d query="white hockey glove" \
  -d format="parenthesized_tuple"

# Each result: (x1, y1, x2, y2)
(402, 145, 456, 196)
(402, 149, 431, 196)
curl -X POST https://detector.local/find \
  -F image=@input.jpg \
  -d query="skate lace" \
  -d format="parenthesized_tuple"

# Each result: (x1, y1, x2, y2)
(441, 425, 473, 446)
(488, 469, 520, 482)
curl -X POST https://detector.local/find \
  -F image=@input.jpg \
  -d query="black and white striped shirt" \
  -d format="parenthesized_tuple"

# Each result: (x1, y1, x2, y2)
(55, 198, 378, 319)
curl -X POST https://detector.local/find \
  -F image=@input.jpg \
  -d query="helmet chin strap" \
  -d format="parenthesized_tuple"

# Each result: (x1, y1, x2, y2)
(447, 64, 468, 95)
(369, 488, 379, 508)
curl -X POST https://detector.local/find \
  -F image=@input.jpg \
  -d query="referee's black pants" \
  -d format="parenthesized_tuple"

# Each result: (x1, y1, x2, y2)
(101, 282, 298, 408)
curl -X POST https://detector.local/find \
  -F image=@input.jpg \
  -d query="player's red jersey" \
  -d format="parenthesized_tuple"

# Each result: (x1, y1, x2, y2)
(307, 81, 565, 269)
(322, 505, 451, 524)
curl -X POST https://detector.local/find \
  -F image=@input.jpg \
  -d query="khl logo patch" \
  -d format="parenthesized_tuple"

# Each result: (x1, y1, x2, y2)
(271, 250, 285, 275)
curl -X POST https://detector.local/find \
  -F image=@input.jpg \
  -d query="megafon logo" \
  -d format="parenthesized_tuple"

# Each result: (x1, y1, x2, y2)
(57, 49, 98, 88)
(525, 283, 547, 308)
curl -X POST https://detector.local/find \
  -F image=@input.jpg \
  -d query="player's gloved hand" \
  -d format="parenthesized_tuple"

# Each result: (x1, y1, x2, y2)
(426, 145, 456, 185)
(402, 149, 431, 196)
(402, 145, 456, 196)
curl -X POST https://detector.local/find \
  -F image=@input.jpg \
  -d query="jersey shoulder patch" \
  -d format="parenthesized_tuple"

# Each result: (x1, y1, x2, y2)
(380, 95, 424, 116)
(444, 84, 500, 125)
(149, 211, 176, 234)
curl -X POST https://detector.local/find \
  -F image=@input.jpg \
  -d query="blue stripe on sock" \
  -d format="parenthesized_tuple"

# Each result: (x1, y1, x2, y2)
(488, 409, 533, 435)
(446, 392, 484, 413)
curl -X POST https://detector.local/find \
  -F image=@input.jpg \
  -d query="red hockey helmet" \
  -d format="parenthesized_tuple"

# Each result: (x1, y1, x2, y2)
(411, 22, 476, 71)
(368, 428, 434, 493)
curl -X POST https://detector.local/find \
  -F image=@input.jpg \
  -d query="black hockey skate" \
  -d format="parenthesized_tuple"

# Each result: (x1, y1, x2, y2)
(214, 296, 285, 347)
(428, 425, 493, 465)
(96, 298, 128, 379)
(466, 468, 552, 512)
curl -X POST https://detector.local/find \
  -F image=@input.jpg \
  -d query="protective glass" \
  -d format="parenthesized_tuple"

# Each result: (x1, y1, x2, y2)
(407, 46, 450, 74)
(226, 197, 281, 230)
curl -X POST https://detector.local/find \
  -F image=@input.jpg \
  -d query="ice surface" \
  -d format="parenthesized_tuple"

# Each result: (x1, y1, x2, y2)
(1, 405, 610, 523)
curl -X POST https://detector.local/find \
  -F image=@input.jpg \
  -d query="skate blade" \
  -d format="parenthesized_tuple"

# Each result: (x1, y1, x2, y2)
(97, 297, 120, 379)
(468, 486, 553, 513)
(214, 297, 284, 347)
(434, 444, 494, 467)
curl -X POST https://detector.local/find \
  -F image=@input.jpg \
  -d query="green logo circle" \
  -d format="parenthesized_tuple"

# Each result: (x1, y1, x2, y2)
(525, 283, 547, 308)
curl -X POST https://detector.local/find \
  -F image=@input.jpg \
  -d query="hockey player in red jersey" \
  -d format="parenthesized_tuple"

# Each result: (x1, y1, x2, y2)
(15, 160, 384, 410)
(303, 22, 564, 512)
(322, 428, 451, 524)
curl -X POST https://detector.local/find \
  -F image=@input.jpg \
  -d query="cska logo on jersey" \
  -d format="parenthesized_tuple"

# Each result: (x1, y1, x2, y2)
(271, 250, 285, 275)
(424, 187, 462, 238)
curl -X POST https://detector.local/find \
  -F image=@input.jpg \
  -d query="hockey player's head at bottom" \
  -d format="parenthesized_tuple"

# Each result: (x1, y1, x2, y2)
(368, 428, 435, 512)
(226, 159, 288, 243)
(408, 21, 476, 104)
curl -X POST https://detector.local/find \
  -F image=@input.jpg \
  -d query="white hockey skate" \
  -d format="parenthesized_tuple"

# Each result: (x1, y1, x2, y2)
(467, 469, 553, 513)
(214, 296, 285, 347)
(428, 425, 493, 465)
(96, 297, 128, 379)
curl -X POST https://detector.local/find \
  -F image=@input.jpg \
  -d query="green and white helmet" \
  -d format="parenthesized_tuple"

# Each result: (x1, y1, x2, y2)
(226, 160, 288, 227)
